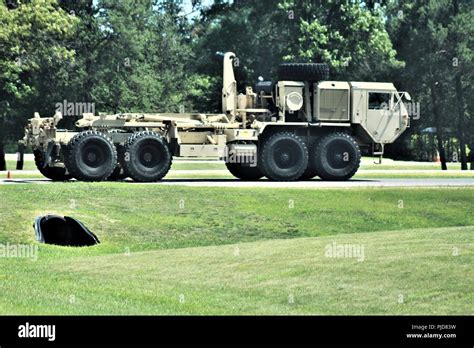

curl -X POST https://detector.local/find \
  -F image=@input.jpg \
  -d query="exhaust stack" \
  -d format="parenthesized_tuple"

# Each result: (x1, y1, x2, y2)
(222, 52, 237, 118)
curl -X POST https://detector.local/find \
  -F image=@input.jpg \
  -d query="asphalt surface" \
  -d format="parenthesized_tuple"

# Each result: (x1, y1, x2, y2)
(1, 177, 473, 188)
(3, 169, 472, 175)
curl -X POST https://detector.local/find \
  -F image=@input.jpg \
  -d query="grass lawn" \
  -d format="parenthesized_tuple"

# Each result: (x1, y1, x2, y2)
(5, 160, 36, 171)
(1, 226, 472, 315)
(0, 184, 473, 314)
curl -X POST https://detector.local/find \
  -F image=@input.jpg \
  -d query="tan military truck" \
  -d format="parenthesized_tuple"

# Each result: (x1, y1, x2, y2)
(21, 52, 411, 182)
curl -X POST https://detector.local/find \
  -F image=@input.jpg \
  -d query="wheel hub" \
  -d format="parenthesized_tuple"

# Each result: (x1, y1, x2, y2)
(275, 142, 298, 169)
(143, 152, 153, 162)
(87, 152, 97, 163)
(138, 144, 161, 168)
(280, 152, 290, 163)
(327, 140, 353, 169)
(82, 144, 104, 168)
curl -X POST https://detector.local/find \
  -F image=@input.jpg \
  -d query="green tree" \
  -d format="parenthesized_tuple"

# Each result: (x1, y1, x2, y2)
(193, 0, 403, 112)
(91, 0, 196, 113)
(193, 0, 294, 111)
(447, 0, 473, 169)
(0, 0, 76, 170)
(387, 0, 473, 169)
(287, 1, 403, 80)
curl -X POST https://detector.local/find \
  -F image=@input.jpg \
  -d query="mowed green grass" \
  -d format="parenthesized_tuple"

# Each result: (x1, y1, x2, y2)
(5, 159, 36, 171)
(0, 226, 472, 315)
(0, 185, 473, 314)
(1, 184, 474, 250)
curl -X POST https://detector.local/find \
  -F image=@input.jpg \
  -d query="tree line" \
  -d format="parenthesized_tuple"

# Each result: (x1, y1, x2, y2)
(0, 0, 472, 170)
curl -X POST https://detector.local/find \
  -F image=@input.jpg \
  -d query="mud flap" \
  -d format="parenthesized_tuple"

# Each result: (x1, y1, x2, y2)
(34, 215, 100, 247)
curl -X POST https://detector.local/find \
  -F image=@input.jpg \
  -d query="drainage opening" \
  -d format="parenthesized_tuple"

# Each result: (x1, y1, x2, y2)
(34, 215, 100, 247)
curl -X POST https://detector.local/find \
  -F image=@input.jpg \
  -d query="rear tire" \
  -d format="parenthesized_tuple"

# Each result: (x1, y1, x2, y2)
(313, 132, 361, 181)
(33, 149, 71, 181)
(65, 131, 117, 181)
(260, 132, 308, 181)
(108, 145, 128, 181)
(123, 131, 172, 182)
(225, 162, 263, 180)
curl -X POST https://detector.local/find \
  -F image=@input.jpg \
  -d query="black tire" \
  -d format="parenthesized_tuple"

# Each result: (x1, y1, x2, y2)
(299, 138, 319, 180)
(278, 63, 329, 81)
(123, 131, 172, 182)
(33, 149, 71, 181)
(260, 132, 308, 181)
(225, 162, 263, 180)
(313, 132, 361, 181)
(107, 165, 128, 181)
(108, 145, 128, 181)
(65, 131, 117, 181)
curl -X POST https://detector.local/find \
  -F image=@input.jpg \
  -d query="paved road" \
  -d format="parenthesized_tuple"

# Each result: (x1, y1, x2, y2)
(3, 169, 474, 175)
(1, 177, 473, 188)
(4, 153, 452, 166)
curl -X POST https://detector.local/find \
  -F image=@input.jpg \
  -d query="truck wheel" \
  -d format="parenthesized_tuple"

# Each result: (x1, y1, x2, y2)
(278, 63, 329, 81)
(260, 132, 308, 181)
(225, 162, 263, 180)
(33, 149, 71, 181)
(65, 131, 117, 181)
(108, 145, 128, 181)
(313, 132, 361, 181)
(299, 138, 318, 180)
(123, 131, 172, 182)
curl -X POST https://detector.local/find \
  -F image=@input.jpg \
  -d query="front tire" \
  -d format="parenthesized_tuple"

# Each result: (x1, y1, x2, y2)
(260, 132, 308, 181)
(313, 132, 361, 181)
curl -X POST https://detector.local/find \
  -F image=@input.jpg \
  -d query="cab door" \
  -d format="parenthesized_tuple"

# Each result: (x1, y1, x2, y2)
(365, 91, 401, 143)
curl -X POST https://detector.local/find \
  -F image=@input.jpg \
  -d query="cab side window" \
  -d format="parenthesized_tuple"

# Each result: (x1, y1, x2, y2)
(368, 92, 390, 110)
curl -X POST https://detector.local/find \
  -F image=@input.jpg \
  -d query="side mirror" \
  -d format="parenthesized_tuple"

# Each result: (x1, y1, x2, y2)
(404, 92, 412, 101)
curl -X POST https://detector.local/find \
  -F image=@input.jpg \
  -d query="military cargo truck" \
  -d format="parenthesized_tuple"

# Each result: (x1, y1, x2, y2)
(20, 52, 411, 182)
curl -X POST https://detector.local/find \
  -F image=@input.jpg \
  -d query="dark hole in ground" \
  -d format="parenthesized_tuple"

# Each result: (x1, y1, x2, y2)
(34, 215, 100, 247)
